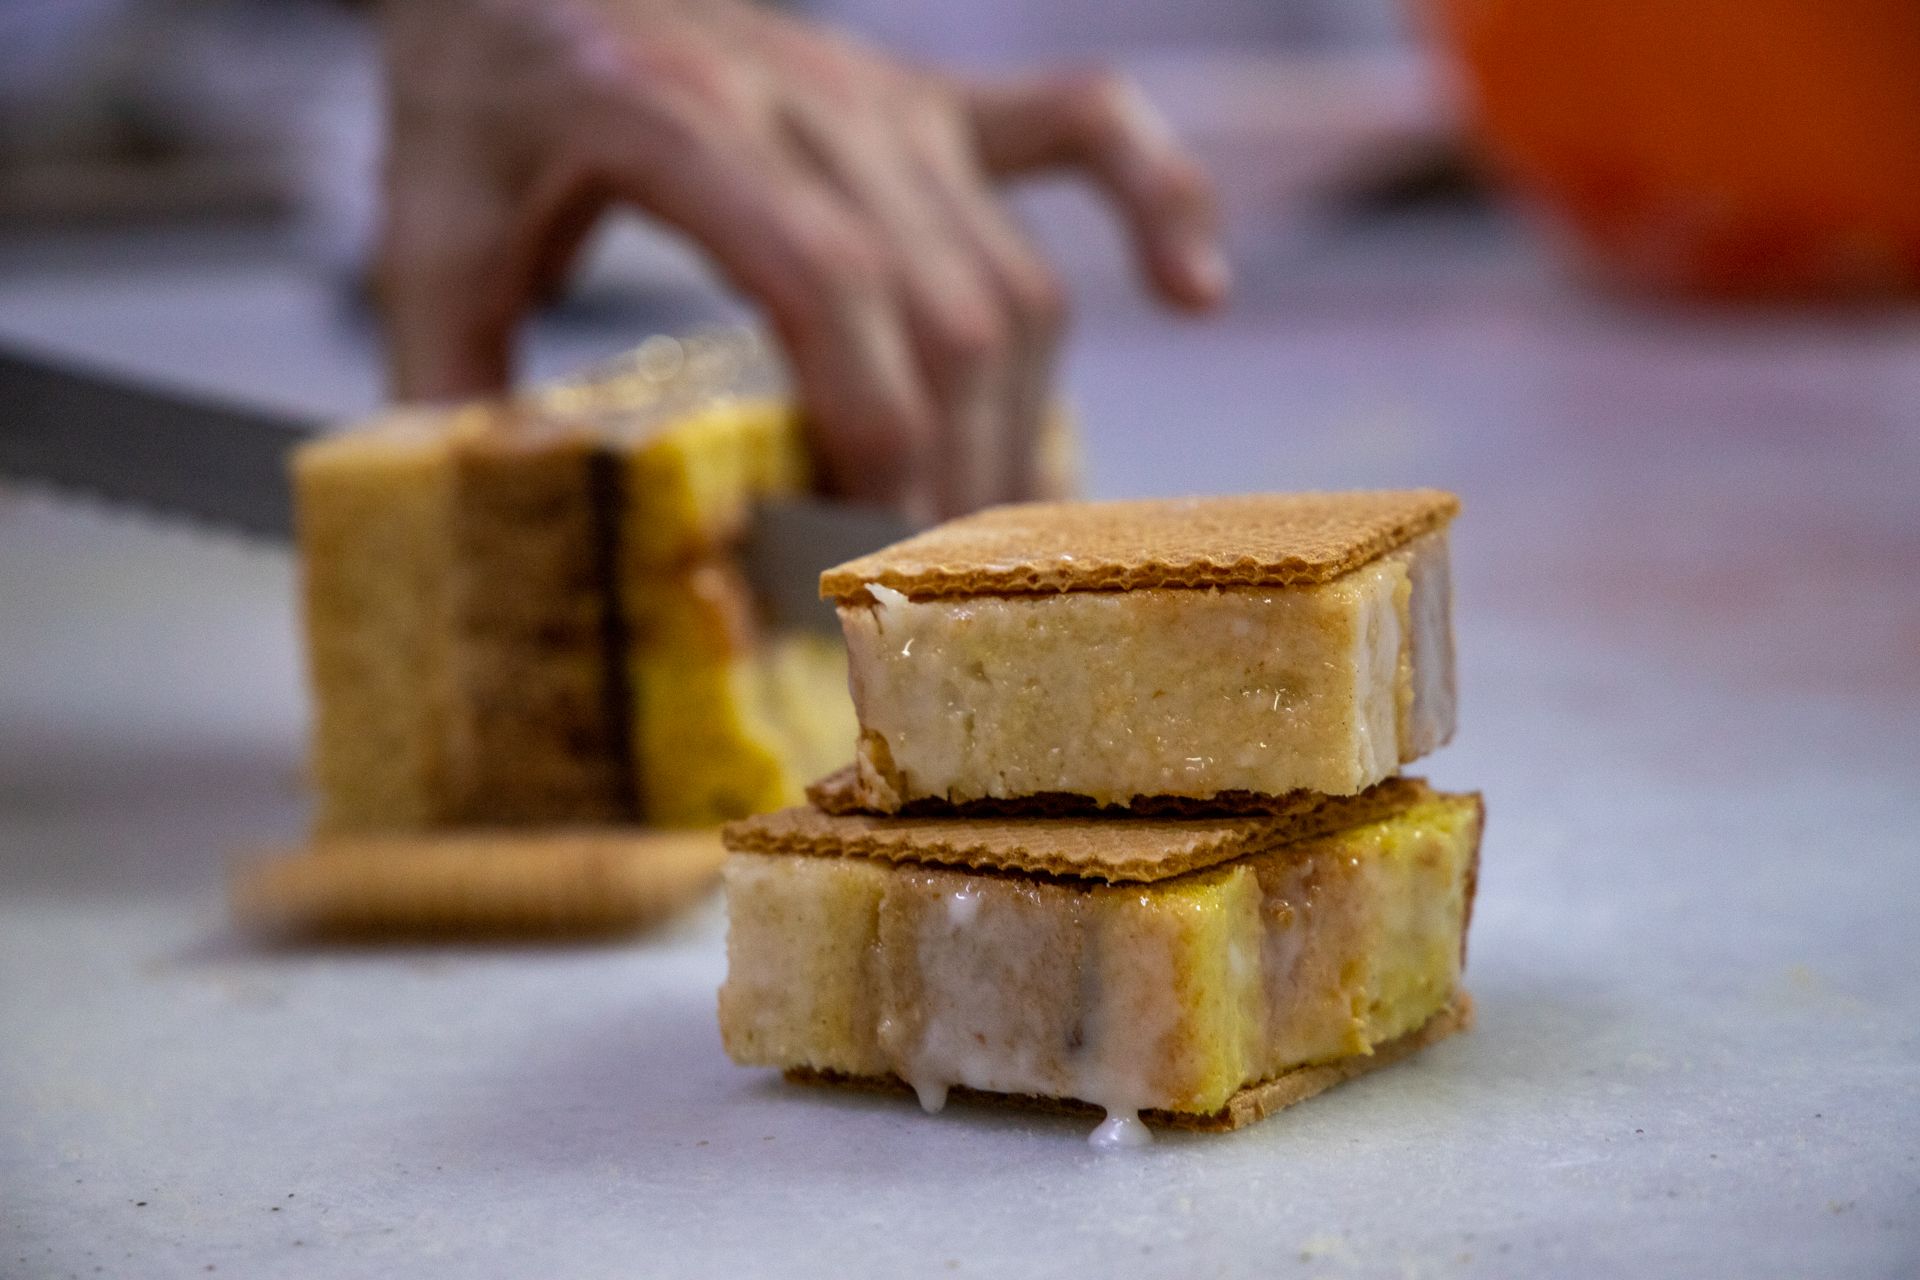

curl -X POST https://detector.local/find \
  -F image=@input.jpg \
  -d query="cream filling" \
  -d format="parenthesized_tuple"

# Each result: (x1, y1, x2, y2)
(1399, 530, 1456, 760)
(1088, 1113, 1153, 1150)
(841, 531, 1453, 807)
(887, 876, 1182, 1147)
(888, 879, 1078, 1107)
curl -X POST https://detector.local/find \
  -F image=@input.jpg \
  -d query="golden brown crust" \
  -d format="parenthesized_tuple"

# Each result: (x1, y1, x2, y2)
(809, 765, 1403, 820)
(230, 829, 724, 940)
(725, 777, 1439, 885)
(787, 991, 1473, 1132)
(820, 490, 1459, 602)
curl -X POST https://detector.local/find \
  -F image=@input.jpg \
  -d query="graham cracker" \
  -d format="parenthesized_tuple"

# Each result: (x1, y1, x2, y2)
(788, 991, 1473, 1133)
(820, 490, 1458, 602)
(726, 777, 1438, 885)
(230, 828, 724, 940)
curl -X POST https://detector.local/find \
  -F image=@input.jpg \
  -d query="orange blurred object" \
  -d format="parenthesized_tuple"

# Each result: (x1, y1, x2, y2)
(1428, 0, 1920, 298)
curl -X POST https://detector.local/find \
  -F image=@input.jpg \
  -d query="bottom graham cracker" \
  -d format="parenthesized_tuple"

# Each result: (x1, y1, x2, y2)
(786, 991, 1474, 1134)
(230, 828, 725, 940)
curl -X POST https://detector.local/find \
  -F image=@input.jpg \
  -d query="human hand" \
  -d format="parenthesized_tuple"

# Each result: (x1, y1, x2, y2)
(378, 0, 1226, 518)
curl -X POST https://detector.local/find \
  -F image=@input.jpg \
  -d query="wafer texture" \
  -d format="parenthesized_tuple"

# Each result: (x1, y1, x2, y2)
(820, 490, 1459, 602)
(787, 991, 1473, 1133)
(726, 777, 1436, 884)
(231, 829, 724, 939)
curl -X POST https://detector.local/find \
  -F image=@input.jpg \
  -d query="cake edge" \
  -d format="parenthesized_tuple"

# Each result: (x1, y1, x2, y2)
(782, 990, 1474, 1134)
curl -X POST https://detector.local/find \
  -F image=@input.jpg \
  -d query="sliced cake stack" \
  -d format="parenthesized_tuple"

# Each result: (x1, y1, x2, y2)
(718, 491, 1482, 1139)
(236, 333, 850, 939)
(296, 331, 854, 832)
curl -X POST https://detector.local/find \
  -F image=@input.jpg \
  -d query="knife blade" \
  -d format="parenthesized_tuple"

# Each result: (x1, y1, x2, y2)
(743, 496, 916, 632)
(0, 345, 316, 539)
(0, 344, 916, 631)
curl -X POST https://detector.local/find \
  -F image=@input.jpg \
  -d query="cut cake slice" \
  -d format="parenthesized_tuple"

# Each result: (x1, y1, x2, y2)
(821, 492, 1458, 814)
(718, 781, 1480, 1132)
(296, 332, 855, 831)
(297, 410, 630, 828)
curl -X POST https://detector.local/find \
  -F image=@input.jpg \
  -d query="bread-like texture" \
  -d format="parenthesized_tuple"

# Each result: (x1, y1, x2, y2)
(230, 828, 724, 939)
(606, 391, 860, 825)
(730, 777, 1436, 885)
(820, 490, 1458, 602)
(295, 427, 455, 829)
(832, 523, 1454, 813)
(787, 992, 1473, 1133)
(439, 431, 635, 823)
(718, 855, 892, 1075)
(720, 792, 1481, 1119)
(611, 397, 809, 568)
(296, 417, 632, 829)
(634, 631, 856, 826)
(292, 332, 857, 832)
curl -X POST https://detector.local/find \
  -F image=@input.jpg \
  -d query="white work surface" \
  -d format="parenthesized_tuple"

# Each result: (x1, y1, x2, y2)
(4, 218, 1919, 1280)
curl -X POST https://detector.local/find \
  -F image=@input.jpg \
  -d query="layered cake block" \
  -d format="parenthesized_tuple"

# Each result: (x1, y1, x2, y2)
(719, 779, 1480, 1135)
(297, 332, 855, 831)
(297, 410, 627, 828)
(822, 491, 1459, 813)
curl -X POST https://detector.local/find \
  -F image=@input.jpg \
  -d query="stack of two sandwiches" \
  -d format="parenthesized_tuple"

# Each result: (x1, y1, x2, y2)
(718, 491, 1483, 1142)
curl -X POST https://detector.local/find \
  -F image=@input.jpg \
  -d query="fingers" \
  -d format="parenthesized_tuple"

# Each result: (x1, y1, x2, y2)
(376, 0, 1216, 522)
(964, 70, 1229, 312)
(905, 105, 1068, 503)
(376, 169, 523, 401)
(596, 123, 938, 514)
(377, 154, 607, 403)
(783, 94, 1049, 515)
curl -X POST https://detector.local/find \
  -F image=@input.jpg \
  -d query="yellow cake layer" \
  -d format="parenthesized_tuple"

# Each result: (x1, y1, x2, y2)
(613, 397, 809, 569)
(295, 334, 848, 831)
(633, 631, 856, 826)
(719, 791, 1479, 1117)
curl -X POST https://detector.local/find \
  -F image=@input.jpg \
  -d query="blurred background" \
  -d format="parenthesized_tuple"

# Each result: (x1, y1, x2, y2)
(3, 0, 1915, 792)
(2, 3, 1917, 1272)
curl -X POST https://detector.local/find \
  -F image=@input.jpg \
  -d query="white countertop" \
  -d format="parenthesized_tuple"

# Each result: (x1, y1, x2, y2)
(3, 219, 1918, 1279)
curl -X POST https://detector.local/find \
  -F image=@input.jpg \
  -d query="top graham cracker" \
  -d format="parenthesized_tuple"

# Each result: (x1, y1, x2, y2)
(722, 778, 1441, 885)
(819, 490, 1459, 602)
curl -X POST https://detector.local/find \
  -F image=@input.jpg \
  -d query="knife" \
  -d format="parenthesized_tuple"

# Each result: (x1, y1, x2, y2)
(0, 345, 311, 540)
(0, 344, 913, 631)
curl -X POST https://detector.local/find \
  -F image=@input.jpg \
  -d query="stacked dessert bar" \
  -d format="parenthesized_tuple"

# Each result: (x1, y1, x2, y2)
(718, 491, 1481, 1141)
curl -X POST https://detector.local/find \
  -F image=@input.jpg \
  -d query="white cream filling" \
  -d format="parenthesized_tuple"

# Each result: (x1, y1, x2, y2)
(889, 877, 1182, 1146)
(1400, 530, 1457, 759)
(1088, 1112, 1153, 1150)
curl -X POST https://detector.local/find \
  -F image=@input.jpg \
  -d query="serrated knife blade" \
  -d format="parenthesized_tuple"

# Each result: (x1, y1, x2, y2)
(0, 344, 915, 630)
(743, 497, 916, 632)
(0, 345, 317, 539)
